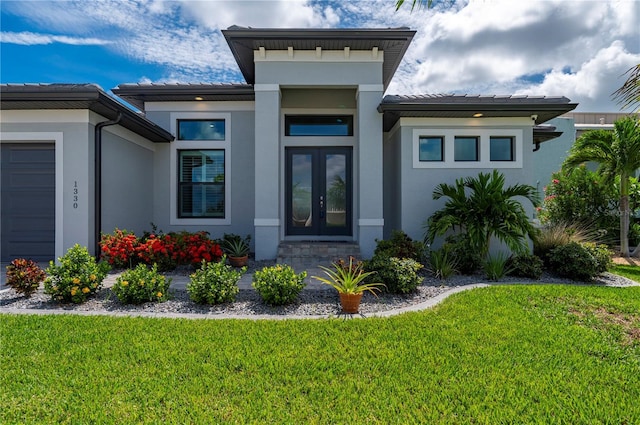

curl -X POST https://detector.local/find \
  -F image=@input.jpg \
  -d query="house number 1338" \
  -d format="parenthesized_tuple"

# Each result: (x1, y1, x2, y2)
(73, 181, 79, 209)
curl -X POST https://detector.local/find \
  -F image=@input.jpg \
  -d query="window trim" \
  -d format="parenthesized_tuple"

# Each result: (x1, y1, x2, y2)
(412, 128, 522, 169)
(177, 149, 226, 219)
(170, 112, 231, 225)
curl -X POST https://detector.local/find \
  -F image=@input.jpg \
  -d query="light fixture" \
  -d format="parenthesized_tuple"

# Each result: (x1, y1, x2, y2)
(473, 113, 483, 118)
(194, 96, 204, 101)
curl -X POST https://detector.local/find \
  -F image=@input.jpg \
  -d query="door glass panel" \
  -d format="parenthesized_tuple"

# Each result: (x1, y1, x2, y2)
(325, 154, 346, 228)
(291, 154, 312, 228)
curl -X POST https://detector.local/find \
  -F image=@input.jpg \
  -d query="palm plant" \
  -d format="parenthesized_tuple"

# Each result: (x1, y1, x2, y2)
(425, 170, 540, 259)
(562, 116, 640, 257)
(313, 257, 384, 295)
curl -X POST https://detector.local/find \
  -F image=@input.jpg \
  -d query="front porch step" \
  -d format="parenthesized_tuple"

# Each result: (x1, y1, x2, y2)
(276, 241, 361, 270)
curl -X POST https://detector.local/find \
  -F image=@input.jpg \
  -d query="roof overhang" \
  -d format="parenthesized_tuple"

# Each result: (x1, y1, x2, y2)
(113, 83, 256, 110)
(378, 95, 578, 132)
(222, 26, 416, 91)
(1, 84, 174, 143)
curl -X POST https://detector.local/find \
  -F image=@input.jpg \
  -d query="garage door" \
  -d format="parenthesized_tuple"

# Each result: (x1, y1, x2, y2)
(1, 143, 55, 262)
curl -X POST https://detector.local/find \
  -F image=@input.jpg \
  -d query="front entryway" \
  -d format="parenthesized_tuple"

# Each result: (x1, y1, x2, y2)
(285, 147, 352, 236)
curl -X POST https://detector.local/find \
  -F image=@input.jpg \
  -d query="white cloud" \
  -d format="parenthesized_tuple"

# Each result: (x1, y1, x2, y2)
(1, 31, 111, 45)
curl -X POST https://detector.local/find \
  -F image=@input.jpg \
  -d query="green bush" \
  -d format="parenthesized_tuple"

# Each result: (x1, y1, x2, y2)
(506, 253, 543, 280)
(547, 242, 599, 281)
(188, 258, 245, 304)
(428, 249, 458, 280)
(44, 245, 110, 304)
(112, 263, 171, 304)
(483, 253, 512, 281)
(252, 264, 307, 306)
(581, 242, 613, 274)
(373, 230, 425, 262)
(366, 257, 423, 294)
(442, 233, 483, 275)
(5, 258, 47, 297)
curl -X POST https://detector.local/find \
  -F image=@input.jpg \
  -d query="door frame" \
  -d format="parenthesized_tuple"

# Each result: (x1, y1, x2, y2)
(285, 147, 353, 237)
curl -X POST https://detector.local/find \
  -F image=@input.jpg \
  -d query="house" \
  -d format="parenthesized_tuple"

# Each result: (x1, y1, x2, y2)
(0, 26, 577, 263)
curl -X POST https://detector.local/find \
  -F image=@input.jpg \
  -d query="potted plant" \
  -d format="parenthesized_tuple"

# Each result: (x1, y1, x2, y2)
(221, 234, 251, 267)
(313, 257, 384, 314)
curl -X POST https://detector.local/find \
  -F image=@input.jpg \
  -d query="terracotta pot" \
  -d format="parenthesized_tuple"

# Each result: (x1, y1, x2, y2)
(228, 255, 248, 268)
(339, 292, 363, 314)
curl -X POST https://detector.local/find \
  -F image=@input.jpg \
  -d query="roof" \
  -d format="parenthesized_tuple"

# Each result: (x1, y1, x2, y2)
(378, 94, 578, 131)
(222, 26, 416, 90)
(113, 83, 255, 110)
(0, 84, 174, 143)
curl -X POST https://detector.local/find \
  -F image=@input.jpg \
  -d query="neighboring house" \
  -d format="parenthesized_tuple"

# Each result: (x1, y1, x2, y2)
(533, 112, 640, 193)
(0, 26, 577, 263)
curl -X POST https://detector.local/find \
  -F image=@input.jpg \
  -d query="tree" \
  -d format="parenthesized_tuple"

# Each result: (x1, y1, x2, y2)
(613, 64, 640, 112)
(395, 0, 433, 11)
(562, 116, 640, 257)
(425, 170, 540, 258)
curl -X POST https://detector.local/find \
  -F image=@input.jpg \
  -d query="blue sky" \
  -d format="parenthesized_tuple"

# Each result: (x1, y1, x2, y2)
(1, 0, 639, 112)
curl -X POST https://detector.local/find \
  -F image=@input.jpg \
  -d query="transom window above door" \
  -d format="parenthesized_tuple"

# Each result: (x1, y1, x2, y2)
(285, 115, 353, 136)
(177, 119, 225, 140)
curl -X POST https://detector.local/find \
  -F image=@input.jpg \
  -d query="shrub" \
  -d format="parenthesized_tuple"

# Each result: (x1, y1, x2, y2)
(581, 242, 613, 274)
(373, 230, 425, 262)
(533, 222, 602, 267)
(506, 254, 543, 280)
(188, 258, 245, 304)
(5, 258, 47, 297)
(547, 242, 599, 281)
(44, 245, 110, 303)
(365, 257, 423, 294)
(428, 249, 458, 280)
(483, 252, 512, 281)
(252, 264, 307, 306)
(172, 231, 224, 265)
(100, 229, 140, 268)
(442, 233, 483, 275)
(112, 263, 171, 304)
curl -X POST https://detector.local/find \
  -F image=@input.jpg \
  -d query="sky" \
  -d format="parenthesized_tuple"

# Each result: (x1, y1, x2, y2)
(1, 0, 639, 112)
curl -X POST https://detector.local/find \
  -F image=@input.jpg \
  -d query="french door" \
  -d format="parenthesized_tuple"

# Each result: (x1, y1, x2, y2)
(285, 147, 352, 236)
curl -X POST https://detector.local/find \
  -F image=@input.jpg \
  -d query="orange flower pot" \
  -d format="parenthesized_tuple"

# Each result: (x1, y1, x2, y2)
(339, 292, 363, 314)
(228, 255, 248, 268)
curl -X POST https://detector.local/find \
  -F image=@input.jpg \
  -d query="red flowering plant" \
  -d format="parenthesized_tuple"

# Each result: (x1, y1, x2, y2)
(5, 258, 47, 297)
(136, 233, 178, 271)
(100, 229, 140, 268)
(172, 231, 223, 265)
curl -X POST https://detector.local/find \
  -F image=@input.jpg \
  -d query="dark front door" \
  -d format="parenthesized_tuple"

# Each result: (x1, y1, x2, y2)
(286, 147, 352, 236)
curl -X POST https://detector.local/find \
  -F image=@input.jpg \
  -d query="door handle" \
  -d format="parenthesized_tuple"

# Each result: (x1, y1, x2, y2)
(319, 195, 325, 218)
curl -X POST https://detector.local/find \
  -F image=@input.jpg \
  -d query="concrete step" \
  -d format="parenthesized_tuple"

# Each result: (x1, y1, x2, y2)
(277, 241, 361, 271)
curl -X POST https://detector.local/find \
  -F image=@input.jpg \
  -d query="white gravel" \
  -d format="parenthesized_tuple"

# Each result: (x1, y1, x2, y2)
(1, 267, 637, 320)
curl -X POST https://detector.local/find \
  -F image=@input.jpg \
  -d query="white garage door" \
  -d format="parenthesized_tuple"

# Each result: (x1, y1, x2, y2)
(1, 143, 55, 262)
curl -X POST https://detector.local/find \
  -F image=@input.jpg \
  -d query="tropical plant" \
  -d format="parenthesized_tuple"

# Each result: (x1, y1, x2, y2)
(428, 249, 458, 280)
(365, 257, 424, 294)
(562, 116, 640, 256)
(313, 257, 384, 295)
(547, 242, 600, 281)
(5, 258, 47, 297)
(442, 233, 482, 275)
(372, 230, 426, 262)
(252, 264, 307, 306)
(112, 263, 171, 304)
(395, 0, 455, 11)
(425, 170, 540, 259)
(44, 244, 110, 304)
(612, 64, 640, 111)
(187, 258, 245, 304)
(483, 253, 512, 281)
(506, 254, 543, 280)
(221, 234, 251, 257)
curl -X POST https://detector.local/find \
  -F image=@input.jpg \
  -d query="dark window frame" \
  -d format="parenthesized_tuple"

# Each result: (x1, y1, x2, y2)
(490, 136, 515, 161)
(418, 136, 445, 162)
(177, 119, 226, 141)
(454, 136, 479, 162)
(285, 115, 354, 136)
(177, 149, 225, 219)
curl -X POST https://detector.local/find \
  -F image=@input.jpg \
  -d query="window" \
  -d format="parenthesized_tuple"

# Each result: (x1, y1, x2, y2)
(419, 136, 444, 161)
(285, 115, 353, 136)
(178, 150, 225, 218)
(454, 136, 479, 161)
(490, 136, 514, 161)
(177, 119, 225, 140)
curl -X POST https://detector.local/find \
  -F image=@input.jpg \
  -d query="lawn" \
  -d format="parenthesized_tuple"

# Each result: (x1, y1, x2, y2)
(2, 285, 640, 424)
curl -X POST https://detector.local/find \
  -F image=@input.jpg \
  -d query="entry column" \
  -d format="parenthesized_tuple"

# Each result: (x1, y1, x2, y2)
(254, 84, 281, 260)
(357, 85, 384, 258)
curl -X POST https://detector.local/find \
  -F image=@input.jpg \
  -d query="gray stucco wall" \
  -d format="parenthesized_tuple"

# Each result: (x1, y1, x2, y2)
(532, 117, 575, 192)
(256, 61, 383, 86)
(382, 129, 402, 239)
(396, 123, 537, 248)
(101, 130, 155, 236)
(146, 109, 256, 244)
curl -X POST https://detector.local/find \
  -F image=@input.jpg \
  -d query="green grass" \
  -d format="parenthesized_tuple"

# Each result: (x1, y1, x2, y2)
(2, 285, 640, 424)
(612, 264, 640, 283)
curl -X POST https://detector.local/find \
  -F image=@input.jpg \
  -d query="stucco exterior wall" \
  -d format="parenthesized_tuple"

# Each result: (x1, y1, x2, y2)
(396, 118, 537, 247)
(255, 61, 383, 87)
(532, 117, 575, 191)
(382, 127, 402, 239)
